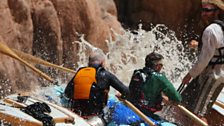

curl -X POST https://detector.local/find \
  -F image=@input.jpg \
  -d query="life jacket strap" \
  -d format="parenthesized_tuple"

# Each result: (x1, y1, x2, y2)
(209, 47, 224, 66)
(208, 20, 224, 67)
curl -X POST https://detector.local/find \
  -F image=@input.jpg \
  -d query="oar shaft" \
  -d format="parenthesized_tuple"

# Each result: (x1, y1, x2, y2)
(14, 56, 54, 82)
(177, 105, 208, 126)
(0, 42, 54, 82)
(177, 83, 222, 125)
(215, 101, 224, 109)
(123, 100, 156, 126)
(13, 49, 76, 74)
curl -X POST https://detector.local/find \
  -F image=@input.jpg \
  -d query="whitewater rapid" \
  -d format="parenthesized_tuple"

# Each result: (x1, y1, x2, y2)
(34, 23, 223, 115)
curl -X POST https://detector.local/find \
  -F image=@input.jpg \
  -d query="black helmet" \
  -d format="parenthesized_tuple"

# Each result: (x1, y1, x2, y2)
(145, 52, 164, 67)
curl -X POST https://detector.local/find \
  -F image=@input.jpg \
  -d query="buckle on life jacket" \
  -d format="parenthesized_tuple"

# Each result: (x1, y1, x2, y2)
(209, 47, 224, 67)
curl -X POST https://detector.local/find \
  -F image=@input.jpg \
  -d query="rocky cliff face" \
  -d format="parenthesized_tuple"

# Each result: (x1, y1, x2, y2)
(114, 0, 203, 43)
(0, 0, 122, 97)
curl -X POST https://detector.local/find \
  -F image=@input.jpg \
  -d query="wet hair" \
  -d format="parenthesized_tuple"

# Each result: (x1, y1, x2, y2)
(145, 52, 164, 68)
(88, 49, 106, 65)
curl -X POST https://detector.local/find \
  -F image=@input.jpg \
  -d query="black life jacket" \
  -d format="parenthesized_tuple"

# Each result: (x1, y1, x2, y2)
(129, 69, 149, 103)
(209, 20, 224, 66)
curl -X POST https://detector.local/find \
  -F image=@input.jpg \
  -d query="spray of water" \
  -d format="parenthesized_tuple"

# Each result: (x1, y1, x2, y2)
(75, 24, 196, 88)
(31, 23, 224, 125)
(1, 23, 196, 100)
(33, 23, 196, 104)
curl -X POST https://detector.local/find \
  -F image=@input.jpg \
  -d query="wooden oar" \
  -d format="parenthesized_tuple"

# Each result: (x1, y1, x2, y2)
(12, 49, 76, 74)
(0, 42, 54, 82)
(215, 101, 224, 109)
(3, 96, 74, 124)
(28, 96, 75, 124)
(0, 111, 42, 126)
(118, 98, 156, 126)
(4, 98, 27, 108)
(175, 83, 208, 126)
(177, 105, 208, 126)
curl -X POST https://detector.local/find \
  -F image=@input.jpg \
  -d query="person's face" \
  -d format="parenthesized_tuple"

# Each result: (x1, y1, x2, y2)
(154, 61, 163, 72)
(101, 59, 106, 67)
(201, 3, 219, 24)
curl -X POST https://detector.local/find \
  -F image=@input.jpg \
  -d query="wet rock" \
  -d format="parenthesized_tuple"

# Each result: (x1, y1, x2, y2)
(0, 0, 123, 94)
(114, 0, 203, 42)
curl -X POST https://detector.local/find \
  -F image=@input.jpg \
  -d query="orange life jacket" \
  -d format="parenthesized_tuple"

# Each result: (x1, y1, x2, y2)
(73, 67, 97, 100)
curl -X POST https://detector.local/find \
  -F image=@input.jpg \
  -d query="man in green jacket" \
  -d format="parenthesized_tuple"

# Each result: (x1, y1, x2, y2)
(129, 52, 182, 120)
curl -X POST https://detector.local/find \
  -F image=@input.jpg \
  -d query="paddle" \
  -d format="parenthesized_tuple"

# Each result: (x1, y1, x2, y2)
(177, 82, 224, 115)
(12, 49, 76, 74)
(175, 83, 208, 126)
(162, 82, 208, 126)
(177, 83, 186, 94)
(116, 96, 156, 126)
(3, 96, 75, 124)
(215, 100, 224, 109)
(0, 42, 54, 82)
(177, 105, 208, 126)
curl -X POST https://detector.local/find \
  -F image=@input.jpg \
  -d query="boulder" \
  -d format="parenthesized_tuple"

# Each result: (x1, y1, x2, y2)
(0, 0, 123, 96)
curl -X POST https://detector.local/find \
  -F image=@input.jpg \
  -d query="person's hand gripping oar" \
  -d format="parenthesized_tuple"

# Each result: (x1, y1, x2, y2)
(0, 42, 54, 82)
(116, 93, 156, 126)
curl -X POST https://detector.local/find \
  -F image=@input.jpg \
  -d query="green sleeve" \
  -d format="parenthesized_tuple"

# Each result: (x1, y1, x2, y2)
(156, 74, 182, 103)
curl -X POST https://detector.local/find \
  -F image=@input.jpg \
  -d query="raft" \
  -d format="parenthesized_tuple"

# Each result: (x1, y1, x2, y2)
(0, 94, 91, 126)
(106, 97, 177, 126)
(56, 86, 223, 126)
(2, 86, 222, 126)
(54, 84, 176, 126)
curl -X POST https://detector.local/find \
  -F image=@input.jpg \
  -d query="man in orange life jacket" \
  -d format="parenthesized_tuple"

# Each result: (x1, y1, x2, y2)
(64, 49, 129, 123)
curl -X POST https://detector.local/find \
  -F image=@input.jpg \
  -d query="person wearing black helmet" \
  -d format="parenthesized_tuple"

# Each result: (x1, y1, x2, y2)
(129, 52, 182, 120)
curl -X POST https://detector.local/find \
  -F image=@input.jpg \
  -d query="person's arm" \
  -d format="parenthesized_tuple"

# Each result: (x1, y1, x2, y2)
(189, 25, 217, 78)
(64, 76, 75, 98)
(107, 72, 130, 98)
(182, 25, 218, 84)
(159, 74, 182, 103)
(128, 71, 143, 101)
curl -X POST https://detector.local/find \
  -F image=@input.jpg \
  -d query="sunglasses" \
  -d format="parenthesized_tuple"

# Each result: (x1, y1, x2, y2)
(156, 63, 163, 67)
(202, 8, 218, 12)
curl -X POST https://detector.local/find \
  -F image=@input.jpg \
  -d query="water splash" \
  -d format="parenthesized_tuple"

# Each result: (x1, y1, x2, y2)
(31, 23, 224, 125)
(75, 24, 196, 88)
(108, 25, 196, 86)
(32, 24, 198, 106)
(75, 35, 99, 69)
